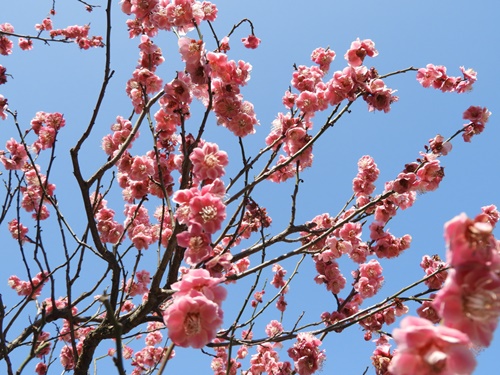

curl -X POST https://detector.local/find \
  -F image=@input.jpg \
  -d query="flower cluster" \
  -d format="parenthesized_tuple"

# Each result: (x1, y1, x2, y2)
(0, 23, 14, 55)
(287, 333, 326, 375)
(389, 206, 500, 374)
(8, 271, 48, 299)
(433, 208, 500, 348)
(206, 50, 259, 137)
(371, 335, 393, 375)
(211, 338, 242, 375)
(462, 105, 491, 142)
(123, 270, 151, 297)
(92, 192, 125, 244)
(247, 341, 291, 375)
(0, 94, 7, 120)
(420, 254, 448, 290)
(266, 40, 397, 183)
(121, 0, 218, 37)
(20, 165, 55, 220)
(124, 204, 158, 250)
(163, 269, 226, 348)
(126, 36, 165, 113)
(7, 219, 29, 243)
(49, 24, 103, 49)
(1, 138, 28, 170)
(389, 316, 476, 375)
(416, 64, 476, 93)
(237, 198, 272, 239)
(30, 111, 66, 152)
(174, 179, 227, 265)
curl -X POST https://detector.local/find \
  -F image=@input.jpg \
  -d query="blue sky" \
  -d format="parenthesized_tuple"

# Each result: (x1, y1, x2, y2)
(1, 0, 499, 374)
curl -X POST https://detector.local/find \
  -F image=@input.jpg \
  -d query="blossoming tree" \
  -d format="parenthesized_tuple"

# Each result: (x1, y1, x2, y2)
(0, 1, 498, 375)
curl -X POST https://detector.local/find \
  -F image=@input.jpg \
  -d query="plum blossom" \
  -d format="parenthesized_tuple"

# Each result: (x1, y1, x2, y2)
(311, 47, 336, 73)
(190, 142, 229, 181)
(433, 265, 500, 348)
(462, 105, 491, 142)
(241, 34, 261, 49)
(163, 269, 226, 348)
(344, 38, 378, 67)
(416, 64, 477, 94)
(8, 271, 48, 299)
(0, 23, 14, 55)
(287, 333, 325, 375)
(389, 316, 476, 375)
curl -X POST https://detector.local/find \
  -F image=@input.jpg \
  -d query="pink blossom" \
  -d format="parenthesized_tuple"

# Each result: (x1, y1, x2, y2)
(265, 320, 283, 338)
(60, 343, 83, 370)
(0, 138, 28, 170)
(276, 294, 288, 312)
(176, 223, 212, 265)
(428, 134, 452, 156)
(443, 213, 497, 267)
(0, 65, 7, 85)
(354, 259, 384, 298)
(0, 23, 14, 55)
(310, 47, 336, 73)
(129, 155, 155, 181)
(35, 362, 48, 375)
(271, 264, 287, 290)
(201, 2, 218, 21)
(479, 204, 500, 226)
(416, 64, 449, 90)
(372, 231, 411, 259)
(35, 18, 53, 31)
(415, 159, 444, 192)
(34, 331, 51, 357)
(8, 271, 48, 299)
(433, 265, 500, 347)
(8, 219, 29, 243)
(190, 142, 228, 181)
(18, 38, 33, 51)
(462, 105, 491, 142)
(291, 65, 324, 92)
(314, 258, 346, 294)
(363, 78, 398, 113)
(131, 345, 165, 369)
(145, 322, 164, 346)
(0, 95, 7, 120)
(420, 255, 448, 290)
(163, 291, 223, 348)
(190, 192, 226, 234)
(288, 332, 325, 375)
(417, 296, 441, 324)
(241, 34, 261, 49)
(123, 270, 151, 297)
(344, 38, 378, 67)
(389, 316, 476, 375)
(371, 335, 393, 375)
(456, 67, 477, 93)
(171, 268, 227, 305)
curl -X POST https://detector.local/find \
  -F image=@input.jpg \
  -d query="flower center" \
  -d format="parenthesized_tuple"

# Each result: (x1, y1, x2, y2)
(184, 312, 201, 336)
(201, 206, 217, 222)
(189, 236, 204, 251)
(204, 154, 219, 168)
(464, 283, 500, 321)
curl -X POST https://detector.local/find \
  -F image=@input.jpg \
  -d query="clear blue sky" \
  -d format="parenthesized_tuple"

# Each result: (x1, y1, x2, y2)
(1, 0, 499, 374)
